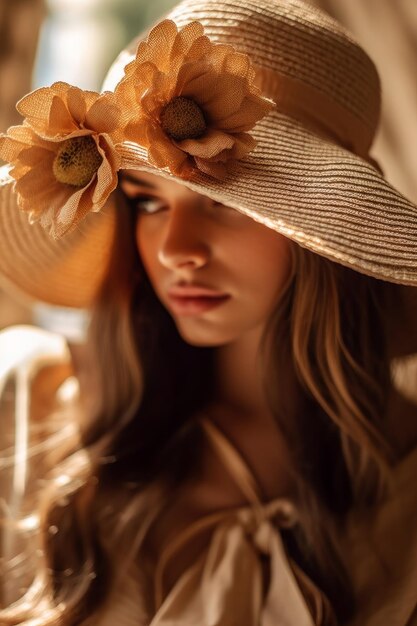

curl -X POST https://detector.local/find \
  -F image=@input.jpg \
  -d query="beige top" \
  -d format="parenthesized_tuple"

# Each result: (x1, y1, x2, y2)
(95, 416, 417, 626)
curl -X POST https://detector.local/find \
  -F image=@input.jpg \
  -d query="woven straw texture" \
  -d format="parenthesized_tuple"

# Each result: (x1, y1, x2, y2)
(1, 0, 417, 307)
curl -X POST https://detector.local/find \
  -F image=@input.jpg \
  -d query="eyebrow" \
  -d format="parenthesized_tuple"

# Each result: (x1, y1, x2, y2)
(119, 172, 157, 189)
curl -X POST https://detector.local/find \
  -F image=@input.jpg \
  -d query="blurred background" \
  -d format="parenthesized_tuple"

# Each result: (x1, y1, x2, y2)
(1, 0, 416, 608)
(0, 0, 416, 337)
(1, 1, 182, 606)
(0, 0, 178, 336)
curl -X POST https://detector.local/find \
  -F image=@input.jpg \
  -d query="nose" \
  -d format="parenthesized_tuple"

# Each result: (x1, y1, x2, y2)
(158, 197, 211, 270)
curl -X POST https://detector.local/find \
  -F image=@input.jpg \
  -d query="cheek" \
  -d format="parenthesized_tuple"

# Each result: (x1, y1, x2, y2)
(263, 235, 292, 290)
(235, 228, 293, 297)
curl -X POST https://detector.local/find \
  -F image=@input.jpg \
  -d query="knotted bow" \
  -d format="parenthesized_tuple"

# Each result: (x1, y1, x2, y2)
(150, 501, 334, 625)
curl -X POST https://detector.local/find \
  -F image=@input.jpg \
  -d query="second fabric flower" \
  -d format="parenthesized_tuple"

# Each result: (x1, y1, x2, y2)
(115, 19, 275, 179)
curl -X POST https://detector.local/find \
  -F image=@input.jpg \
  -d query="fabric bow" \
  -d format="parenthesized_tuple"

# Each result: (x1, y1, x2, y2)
(150, 504, 334, 625)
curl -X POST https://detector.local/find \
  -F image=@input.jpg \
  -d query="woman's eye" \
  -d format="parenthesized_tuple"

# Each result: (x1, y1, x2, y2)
(129, 195, 166, 215)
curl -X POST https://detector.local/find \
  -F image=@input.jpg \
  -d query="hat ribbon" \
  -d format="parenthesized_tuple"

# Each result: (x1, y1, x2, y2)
(253, 65, 381, 170)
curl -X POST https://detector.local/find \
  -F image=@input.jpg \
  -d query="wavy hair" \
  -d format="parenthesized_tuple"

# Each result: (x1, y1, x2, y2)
(0, 190, 400, 625)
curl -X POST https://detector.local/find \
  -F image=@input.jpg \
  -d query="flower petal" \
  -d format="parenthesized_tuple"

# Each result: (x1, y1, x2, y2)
(112, 18, 272, 180)
(207, 44, 236, 73)
(92, 162, 117, 205)
(84, 95, 122, 133)
(93, 136, 120, 204)
(14, 154, 57, 200)
(136, 20, 178, 71)
(9, 163, 29, 180)
(118, 56, 137, 83)
(170, 21, 205, 70)
(16, 86, 55, 124)
(48, 95, 78, 136)
(116, 63, 164, 124)
(17, 82, 78, 136)
(31, 128, 92, 144)
(45, 183, 94, 238)
(229, 132, 257, 159)
(202, 74, 248, 120)
(23, 182, 73, 221)
(194, 157, 228, 180)
(202, 132, 256, 163)
(217, 93, 275, 131)
(123, 118, 151, 147)
(72, 184, 99, 225)
(177, 129, 235, 159)
(18, 145, 57, 167)
(131, 61, 159, 89)
(75, 88, 101, 111)
(223, 51, 254, 81)
(175, 61, 212, 98)
(50, 81, 76, 100)
(147, 125, 190, 174)
(16, 168, 75, 222)
(0, 126, 34, 161)
(66, 87, 88, 124)
(140, 72, 172, 117)
(185, 36, 212, 63)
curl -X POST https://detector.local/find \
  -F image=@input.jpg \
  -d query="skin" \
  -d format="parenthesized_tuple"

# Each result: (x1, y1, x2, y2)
(119, 168, 417, 462)
(119, 168, 292, 422)
(119, 167, 297, 542)
(117, 169, 417, 590)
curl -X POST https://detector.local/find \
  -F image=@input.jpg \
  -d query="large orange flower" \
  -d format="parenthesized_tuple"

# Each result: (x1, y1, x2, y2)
(115, 20, 275, 179)
(0, 82, 123, 238)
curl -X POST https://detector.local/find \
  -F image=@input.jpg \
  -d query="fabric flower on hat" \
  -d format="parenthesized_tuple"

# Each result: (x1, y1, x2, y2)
(115, 19, 275, 179)
(0, 82, 123, 239)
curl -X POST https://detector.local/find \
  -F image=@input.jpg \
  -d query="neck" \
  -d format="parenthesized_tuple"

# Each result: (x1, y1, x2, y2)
(207, 284, 417, 425)
(211, 325, 271, 421)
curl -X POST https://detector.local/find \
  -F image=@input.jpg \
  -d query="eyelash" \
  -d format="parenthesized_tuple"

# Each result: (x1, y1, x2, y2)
(128, 195, 165, 215)
(125, 193, 229, 216)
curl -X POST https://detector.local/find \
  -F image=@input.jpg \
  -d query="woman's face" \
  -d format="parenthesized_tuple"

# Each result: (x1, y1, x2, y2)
(119, 169, 292, 347)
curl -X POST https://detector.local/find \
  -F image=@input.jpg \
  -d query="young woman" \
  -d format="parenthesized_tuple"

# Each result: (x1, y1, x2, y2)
(0, 0, 416, 624)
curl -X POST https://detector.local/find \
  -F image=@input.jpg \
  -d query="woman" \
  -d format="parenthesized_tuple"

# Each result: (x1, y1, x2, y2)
(0, 0, 416, 624)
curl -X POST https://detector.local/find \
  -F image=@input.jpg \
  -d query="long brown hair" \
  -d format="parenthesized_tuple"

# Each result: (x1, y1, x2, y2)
(0, 191, 400, 624)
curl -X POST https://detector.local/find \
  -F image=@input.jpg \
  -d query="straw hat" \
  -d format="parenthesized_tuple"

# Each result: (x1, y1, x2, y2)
(1, 0, 417, 309)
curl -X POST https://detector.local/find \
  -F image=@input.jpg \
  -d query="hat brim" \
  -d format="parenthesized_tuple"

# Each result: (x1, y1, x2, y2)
(0, 167, 115, 308)
(1, 109, 417, 309)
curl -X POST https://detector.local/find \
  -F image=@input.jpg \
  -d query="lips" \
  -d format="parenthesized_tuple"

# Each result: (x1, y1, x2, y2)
(168, 284, 228, 298)
(167, 284, 230, 316)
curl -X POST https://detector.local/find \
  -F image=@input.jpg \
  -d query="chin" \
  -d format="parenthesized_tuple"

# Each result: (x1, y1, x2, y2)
(175, 323, 239, 347)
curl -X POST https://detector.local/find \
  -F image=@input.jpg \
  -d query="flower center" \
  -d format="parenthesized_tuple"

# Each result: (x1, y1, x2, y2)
(160, 97, 207, 141)
(52, 136, 103, 187)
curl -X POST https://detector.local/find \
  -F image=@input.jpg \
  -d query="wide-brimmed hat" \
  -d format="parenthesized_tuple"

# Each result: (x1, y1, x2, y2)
(1, 0, 417, 309)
